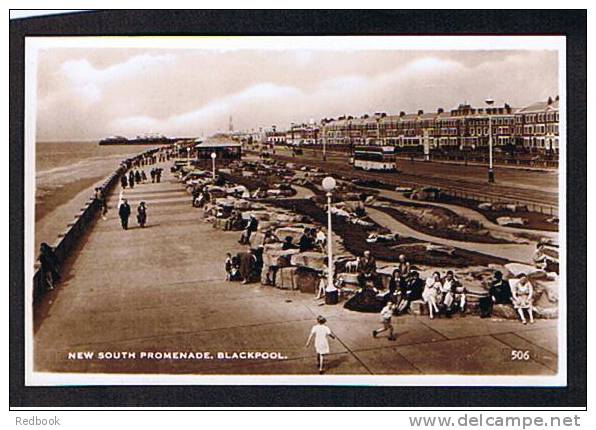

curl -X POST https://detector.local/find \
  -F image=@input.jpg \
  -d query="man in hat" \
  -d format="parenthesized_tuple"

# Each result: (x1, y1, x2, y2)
(118, 199, 131, 230)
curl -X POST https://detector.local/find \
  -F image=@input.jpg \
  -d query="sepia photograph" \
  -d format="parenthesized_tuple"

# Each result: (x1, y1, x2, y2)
(23, 33, 567, 387)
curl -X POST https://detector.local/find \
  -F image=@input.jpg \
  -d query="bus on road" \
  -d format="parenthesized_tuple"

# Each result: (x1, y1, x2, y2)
(351, 145, 397, 171)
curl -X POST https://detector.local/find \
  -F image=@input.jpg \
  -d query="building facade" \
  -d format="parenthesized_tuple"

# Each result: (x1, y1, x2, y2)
(318, 97, 559, 153)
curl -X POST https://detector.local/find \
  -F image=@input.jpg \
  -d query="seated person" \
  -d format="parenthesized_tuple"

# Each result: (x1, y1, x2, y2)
(423, 272, 442, 319)
(479, 270, 512, 318)
(261, 229, 280, 246)
(282, 236, 299, 250)
(298, 227, 315, 252)
(395, 270, 424, 314)
(440, 270, 466, 317)
(357, 250, 380, 291)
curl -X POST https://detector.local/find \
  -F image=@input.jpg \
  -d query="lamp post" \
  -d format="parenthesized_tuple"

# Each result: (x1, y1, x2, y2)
(210, 152, 217, 180)
(485, 98, 495, 183)
(186, 147, 191, 166)
(322, 176, 336, 293)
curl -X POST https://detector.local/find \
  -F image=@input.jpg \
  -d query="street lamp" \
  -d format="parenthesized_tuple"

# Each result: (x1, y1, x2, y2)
(322, 176, 337, 295)
(186, 147, 191, 166)
(210, 152, 217, 180)
(485, 98, 495, 183)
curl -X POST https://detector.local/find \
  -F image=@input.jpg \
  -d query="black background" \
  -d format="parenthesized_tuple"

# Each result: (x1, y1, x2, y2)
(9, 9, 587, 408)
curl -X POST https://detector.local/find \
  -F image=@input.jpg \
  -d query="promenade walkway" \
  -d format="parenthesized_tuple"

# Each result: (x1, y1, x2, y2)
(33, 161, 558, 377)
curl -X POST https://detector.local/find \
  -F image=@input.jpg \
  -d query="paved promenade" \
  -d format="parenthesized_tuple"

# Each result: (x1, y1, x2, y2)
(34, 162, 558, 377)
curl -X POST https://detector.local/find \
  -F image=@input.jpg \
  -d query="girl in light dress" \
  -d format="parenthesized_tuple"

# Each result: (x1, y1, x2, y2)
(305, 316, 336, 374)
(423, 271, 442, 319)
(510, 273, 534, 324)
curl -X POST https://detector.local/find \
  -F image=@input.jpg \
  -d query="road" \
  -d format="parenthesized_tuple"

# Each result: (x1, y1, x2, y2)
(271, 148, 559, 210)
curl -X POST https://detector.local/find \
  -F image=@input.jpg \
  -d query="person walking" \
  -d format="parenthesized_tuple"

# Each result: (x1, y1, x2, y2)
(120, 174, 128, 189)
(150, 168, 156, 183)
(134, 170, 141, 184)
(128, 171, 135, 189)
(136, 201, 147, 228)
(141, 170, 147, 183)
(118, 199, 131, 230)
(373, 301, 397, 341)
(305, 316, 336, 374)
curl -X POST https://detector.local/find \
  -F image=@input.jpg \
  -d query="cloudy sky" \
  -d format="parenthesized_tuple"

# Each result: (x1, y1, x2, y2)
(35, 47, 558, 141)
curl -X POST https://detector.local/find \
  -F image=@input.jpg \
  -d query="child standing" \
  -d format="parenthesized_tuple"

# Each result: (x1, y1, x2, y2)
(305, 316, 336, 374)
(224, 252, 233, 281)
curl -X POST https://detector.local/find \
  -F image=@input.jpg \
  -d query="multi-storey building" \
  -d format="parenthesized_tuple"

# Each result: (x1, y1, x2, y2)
(286, 123, 320, 145)
(318, 97, 558, 153)
(514, 96, 559, 152)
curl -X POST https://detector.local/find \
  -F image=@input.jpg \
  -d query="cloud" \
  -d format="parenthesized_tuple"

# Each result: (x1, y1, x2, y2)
(110, 82, 302, 135)
(59, 53, 176, 104)
(35, 49, 558, 141)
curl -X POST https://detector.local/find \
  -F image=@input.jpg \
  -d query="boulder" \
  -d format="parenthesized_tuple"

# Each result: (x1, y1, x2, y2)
(275, 266, 299, 290)
(425, 243, 455, 255)
(291, 252, 327, 271)
(496, 216, 526, 226)
(275, 227, 305, 243)
(409, 300, 428, 316)
(295, 267, 321, 294)
(262, 248, 300, 267)
(505, 262, 546, 278)
(492, 304, 519, 319)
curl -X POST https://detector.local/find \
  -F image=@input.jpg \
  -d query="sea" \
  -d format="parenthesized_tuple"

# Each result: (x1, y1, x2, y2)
(35, 141, 159, 249)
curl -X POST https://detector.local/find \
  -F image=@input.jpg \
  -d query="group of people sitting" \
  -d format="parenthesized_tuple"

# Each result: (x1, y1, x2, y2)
(341, 250, 536, 324)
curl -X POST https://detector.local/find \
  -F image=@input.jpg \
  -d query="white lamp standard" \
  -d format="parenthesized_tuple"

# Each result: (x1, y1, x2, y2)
(485, 98, 495, 183)
(321, 176, 337, 293)
(186, 147, 191, 166)
(210, 152, 217, 180)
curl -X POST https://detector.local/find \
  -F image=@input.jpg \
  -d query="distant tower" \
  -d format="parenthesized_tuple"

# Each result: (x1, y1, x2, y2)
(229, 116, 234, 132)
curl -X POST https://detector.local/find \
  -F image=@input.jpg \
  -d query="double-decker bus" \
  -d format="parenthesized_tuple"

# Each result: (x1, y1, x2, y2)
(351, 145, 397, 171)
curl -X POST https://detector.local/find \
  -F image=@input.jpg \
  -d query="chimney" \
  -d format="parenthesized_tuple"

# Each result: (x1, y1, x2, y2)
(399, 111, 406, 117)
(547, 96, 553, 105)
(555, 95, 559, 101)
(417, 109, 424, 115)
(437, 107, 444, 114)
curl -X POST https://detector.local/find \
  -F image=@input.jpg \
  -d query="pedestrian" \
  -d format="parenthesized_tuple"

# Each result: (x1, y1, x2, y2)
(121, 174, 128, 189)
(128, 171, 135, 189)
(141, 170, 147, 183)
(94, 187, 108, 219)
(118, 198, 131, 230)
(305, 316, 336, 374)
(150, 168, 156, 183)
(238, 248, 257, 284)
(134, 170, 141, 184)
(136, 201, 147, 228)
(39, 242, 60, 291)
(156, 168, 162, 183)
(240, 215, 258, 245)
(373, 301, 397, 341)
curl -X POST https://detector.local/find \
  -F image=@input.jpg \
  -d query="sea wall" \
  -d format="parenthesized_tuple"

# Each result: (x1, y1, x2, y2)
(32, 148, 159, 303)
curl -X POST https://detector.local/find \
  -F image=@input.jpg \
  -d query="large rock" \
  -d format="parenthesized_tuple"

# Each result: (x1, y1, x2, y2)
(295, 268, 321, 294)
(275, 266, 299, 290)
(275, 227, 305, 243)
(262, 248, 300, 267)
(491, 304, 520, 319)
(290, 252, 327, 271)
